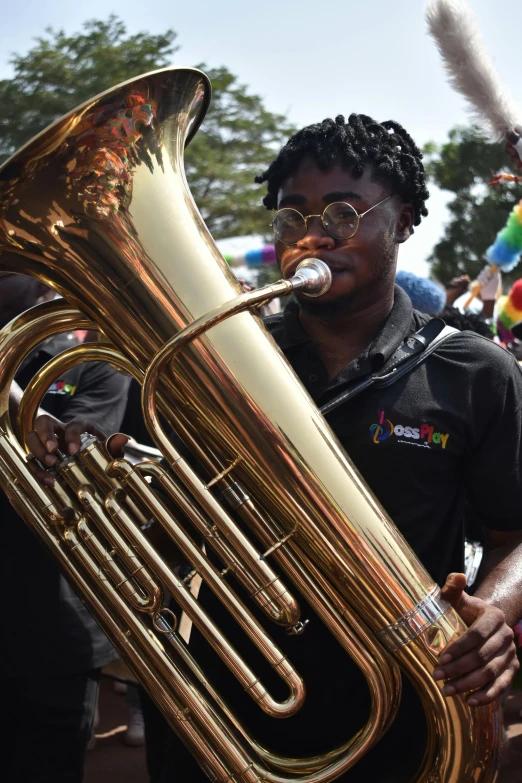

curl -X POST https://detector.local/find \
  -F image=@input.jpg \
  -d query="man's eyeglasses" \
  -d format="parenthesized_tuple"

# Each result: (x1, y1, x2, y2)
(270, 195, 394, 246)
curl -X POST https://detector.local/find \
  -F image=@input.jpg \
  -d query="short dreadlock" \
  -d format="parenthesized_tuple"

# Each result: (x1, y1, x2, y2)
(255, 114, 429, 227)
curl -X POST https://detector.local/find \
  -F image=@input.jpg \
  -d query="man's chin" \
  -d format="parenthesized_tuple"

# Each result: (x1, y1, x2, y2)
(296, 287, 358, 317)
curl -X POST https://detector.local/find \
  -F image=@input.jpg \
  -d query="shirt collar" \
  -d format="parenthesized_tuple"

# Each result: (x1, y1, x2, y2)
(365, 284, 414, 371)
(268, 285, 415, 383)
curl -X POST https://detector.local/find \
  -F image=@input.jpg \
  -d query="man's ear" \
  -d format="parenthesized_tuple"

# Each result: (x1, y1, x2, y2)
(396, 204, 415, 244)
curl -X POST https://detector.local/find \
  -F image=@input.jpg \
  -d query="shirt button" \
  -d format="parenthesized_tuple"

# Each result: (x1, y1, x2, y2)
(309, 374, 318, 383)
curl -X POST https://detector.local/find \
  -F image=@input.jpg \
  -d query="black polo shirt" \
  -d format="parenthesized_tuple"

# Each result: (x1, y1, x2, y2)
(0, 334, 129, 677)
(180, 286, 522, 783)
(265, 285, 522, 587)
(14, 332, 129, 433)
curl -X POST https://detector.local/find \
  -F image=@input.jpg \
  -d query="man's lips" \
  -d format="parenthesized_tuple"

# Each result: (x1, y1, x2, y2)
(286, 254, 354, 277)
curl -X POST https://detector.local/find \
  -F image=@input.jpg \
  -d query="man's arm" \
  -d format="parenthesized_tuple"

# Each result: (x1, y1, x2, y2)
(476, 529, 522, 627)
(433, 531, 521, 707)
(432, 345, 522, 706)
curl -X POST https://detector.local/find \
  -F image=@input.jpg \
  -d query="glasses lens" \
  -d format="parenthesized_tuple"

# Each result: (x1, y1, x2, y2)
(323, 202, 359, 240)
(272, 209, 306, 244)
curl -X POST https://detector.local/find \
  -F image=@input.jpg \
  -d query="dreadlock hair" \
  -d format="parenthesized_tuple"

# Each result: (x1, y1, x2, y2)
(255, 114, 429, 227)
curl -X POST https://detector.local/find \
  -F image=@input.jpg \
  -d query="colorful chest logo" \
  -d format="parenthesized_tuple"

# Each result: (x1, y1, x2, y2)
(369, 408, 449, 449)
(47, 380, 77, 396)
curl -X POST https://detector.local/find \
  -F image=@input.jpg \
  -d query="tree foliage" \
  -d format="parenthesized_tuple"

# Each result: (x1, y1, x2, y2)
(185, 65, 293, 238)
(0, 17, 178, 161)
(0, 17, 293, 239)
(425, 126, 520, 285)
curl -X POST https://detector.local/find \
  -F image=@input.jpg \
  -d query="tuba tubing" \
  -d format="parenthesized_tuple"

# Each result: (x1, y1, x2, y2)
(0, 68, 501, 781)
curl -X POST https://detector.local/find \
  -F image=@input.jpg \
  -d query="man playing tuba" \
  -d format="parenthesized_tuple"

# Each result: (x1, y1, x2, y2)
(26, 112, 522, 782)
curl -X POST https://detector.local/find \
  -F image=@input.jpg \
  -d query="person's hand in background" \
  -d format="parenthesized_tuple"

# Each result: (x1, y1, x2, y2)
(446, 275, 470, 305)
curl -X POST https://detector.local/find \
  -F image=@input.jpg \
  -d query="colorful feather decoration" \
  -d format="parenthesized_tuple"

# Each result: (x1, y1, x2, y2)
(426, 0, 522, 155)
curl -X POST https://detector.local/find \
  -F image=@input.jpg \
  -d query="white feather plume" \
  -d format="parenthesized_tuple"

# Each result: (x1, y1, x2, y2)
(426, 0, 522, 140)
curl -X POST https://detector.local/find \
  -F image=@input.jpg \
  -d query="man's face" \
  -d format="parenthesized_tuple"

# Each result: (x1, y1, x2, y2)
(0, 275, 49, 328)
(275, 158, 413, 312)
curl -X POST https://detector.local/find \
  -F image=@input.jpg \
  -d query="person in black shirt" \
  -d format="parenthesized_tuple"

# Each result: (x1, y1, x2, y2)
(27, 115, 522, 781)
(0, 274, 129, 783)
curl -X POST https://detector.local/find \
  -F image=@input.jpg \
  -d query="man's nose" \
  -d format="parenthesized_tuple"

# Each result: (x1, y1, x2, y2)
(296, 216, 336, 251)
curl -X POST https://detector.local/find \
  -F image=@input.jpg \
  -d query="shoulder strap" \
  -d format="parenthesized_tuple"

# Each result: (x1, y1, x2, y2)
(320, 319, 459, 416)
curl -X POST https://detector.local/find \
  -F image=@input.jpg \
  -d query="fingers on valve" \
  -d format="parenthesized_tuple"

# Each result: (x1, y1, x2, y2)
(27, 423, 59, 467)
(63, 417, 106, 456)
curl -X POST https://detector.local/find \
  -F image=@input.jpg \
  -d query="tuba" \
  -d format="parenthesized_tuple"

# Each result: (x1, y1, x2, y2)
(0, 68, 501, 782)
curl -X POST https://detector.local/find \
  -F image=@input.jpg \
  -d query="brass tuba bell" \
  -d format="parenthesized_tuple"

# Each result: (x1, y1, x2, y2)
(0, 68, 501, 781)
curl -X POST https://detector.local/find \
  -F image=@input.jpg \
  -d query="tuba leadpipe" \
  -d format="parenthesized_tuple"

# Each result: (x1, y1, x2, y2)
(0, 67, 501, 781)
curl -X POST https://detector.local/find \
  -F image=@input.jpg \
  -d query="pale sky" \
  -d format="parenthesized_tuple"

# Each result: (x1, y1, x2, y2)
(1, 0, 521, 277)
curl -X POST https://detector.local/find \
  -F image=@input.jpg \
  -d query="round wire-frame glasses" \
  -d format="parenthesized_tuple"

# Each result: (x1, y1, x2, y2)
(271, 195, 393, 245)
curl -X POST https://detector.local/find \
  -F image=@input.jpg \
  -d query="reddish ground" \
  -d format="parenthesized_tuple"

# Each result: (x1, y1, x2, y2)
(84, 680, 522, 782)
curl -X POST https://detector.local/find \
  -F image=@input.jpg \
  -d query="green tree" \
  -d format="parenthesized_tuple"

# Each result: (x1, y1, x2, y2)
(185, 64, 293, 239)
(425, 126, 520, 285)
(0, 17, 294, 239)
(0, 16, 178, 161)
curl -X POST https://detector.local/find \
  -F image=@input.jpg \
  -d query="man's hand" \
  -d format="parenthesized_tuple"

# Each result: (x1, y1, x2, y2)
(445, 275, 470, 306)
(26, 415, 128, 486)
(433, 573, 519, 706)
(236, 278, 255, 293)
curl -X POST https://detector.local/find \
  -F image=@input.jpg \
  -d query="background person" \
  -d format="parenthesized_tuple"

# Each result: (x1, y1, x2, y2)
(0, 273, 129, 783)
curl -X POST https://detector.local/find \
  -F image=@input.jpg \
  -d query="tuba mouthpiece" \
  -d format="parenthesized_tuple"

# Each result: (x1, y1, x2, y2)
(290, 258, 332, 297)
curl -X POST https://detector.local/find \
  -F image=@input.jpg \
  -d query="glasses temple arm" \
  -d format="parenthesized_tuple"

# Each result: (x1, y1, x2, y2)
(360, 194, 394, 218)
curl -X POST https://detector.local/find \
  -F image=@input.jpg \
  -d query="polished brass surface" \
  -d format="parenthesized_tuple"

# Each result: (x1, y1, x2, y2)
(0, 67, 501, 781)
